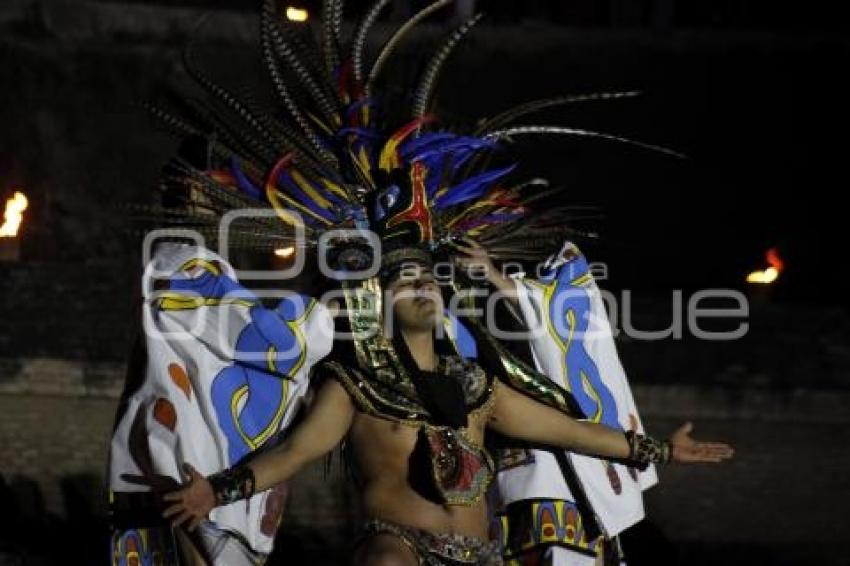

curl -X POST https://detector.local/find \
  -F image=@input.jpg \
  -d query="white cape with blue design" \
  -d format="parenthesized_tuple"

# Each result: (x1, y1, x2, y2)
(108, 243, 332, 560)
(497, 241, 657, 538)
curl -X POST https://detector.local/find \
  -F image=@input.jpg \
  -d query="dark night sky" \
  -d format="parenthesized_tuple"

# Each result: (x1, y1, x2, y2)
(419, 21, 848, 303)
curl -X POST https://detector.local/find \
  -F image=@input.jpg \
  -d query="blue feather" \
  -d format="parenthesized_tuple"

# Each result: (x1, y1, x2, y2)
(275, 170, 338, 223)
(230, 158, 262, 200)
(434, 164, 516, 208)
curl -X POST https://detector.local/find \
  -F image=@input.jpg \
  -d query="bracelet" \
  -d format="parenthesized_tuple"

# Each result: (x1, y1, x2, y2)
(624, 430, 671, 470)
(208, 466, 256, 506)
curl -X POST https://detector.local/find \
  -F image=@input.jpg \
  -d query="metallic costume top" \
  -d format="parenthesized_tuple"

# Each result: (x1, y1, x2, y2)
(324, 353, 496, 506)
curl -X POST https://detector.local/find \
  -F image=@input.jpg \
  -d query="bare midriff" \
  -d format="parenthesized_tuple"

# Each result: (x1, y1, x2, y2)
(348, 406, 493, 540)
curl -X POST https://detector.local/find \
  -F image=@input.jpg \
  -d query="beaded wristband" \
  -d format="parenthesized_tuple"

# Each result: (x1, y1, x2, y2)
(208, 466, 256, 506)
(624, 430, 671, 470)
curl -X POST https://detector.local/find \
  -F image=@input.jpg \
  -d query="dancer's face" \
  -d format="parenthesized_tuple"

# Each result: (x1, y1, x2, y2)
(387, 263, 442, 332)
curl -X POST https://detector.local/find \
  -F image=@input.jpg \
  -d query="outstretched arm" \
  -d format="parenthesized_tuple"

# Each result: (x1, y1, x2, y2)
(163, 379, 355, 530)
(489, 381, 630, 458)
(488, 380, 733, 464)
(248, 379, 355, 490)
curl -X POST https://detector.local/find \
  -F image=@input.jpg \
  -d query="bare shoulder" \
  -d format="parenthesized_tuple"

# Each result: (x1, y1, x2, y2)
(311, 377, 356, 415)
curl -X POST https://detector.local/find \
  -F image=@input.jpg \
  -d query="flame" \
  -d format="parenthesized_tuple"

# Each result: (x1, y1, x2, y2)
(765, 248, 784, 272)
(0, 191, 28, 238)
(274, 246, 295, 259)
(285, 6, 309, 22)
(746, 247, 784, 284)
(746, 267, 779, 284)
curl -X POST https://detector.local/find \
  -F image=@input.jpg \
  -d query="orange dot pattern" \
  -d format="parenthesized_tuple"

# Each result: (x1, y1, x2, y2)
(168, 363, 193, 401)
(153, 398, 177, 431)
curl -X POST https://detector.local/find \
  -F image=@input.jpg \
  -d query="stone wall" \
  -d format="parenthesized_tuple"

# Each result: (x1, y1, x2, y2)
(2, 357, 849, 565)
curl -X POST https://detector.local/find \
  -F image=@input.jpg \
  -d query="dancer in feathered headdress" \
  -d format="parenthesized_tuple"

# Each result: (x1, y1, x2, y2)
(109, 2, 731, 565)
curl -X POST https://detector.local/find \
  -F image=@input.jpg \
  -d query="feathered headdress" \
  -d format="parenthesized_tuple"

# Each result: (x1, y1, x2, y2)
(140, 0, 681, 269)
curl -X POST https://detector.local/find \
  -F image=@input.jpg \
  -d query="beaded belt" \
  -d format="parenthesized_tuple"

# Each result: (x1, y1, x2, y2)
(360, 519, 503, 565)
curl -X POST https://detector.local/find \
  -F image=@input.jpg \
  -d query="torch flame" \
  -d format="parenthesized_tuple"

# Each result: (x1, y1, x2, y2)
(285, 6, 309, 22)
(0, 191, 28, 238)
(746, 247, 784, 284)
(765, 248, 784, 272)
(274, 246, 295, 259)
(746, 267, 779, 284)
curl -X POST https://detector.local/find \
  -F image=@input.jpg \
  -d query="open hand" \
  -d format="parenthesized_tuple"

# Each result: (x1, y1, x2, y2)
(669, 422, 734, 464)
(161, 463, 216, 531)
(451, 237, 496, 278)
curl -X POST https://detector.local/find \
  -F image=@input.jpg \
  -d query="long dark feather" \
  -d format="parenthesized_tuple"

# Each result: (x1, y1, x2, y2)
(485, 125, 687, 159)
(366, 0, 455, 96)
(352, 0, 394, 85)
(473, 91, 642, 136)
(411, 12, 484, 128)
(261, 0, 339, 169)
(322, 0, 343, 74)
(263, 0, 340, 129)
